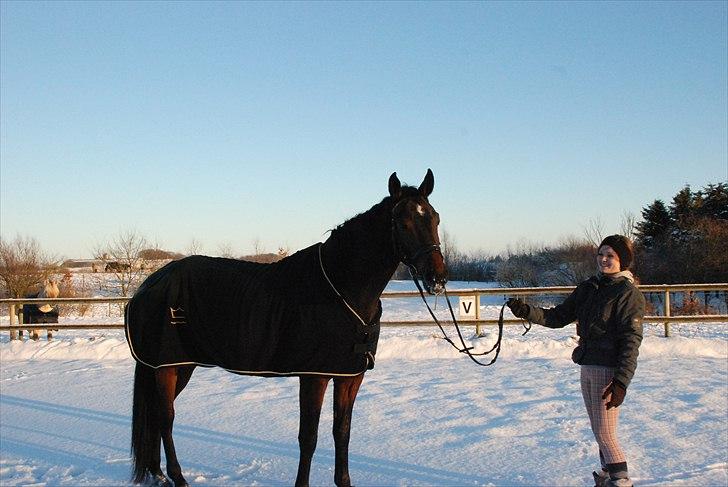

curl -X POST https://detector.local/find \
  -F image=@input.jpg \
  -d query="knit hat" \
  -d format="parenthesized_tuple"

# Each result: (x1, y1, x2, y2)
(598, 235, 634, 271)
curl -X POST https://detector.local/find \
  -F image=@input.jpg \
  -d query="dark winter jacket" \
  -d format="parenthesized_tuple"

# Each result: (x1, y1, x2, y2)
(524, 272, 645, 388)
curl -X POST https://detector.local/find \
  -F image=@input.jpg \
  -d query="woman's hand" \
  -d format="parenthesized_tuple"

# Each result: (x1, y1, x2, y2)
(506, 298, 530, 319)
(602, 379, 626, 409)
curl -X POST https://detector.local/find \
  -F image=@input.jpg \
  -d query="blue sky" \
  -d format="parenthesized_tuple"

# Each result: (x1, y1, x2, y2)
(1, 1, 726, 259)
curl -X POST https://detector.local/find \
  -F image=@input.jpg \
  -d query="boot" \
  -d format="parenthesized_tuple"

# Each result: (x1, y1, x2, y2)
(592, 469, 609, 487)
(606, 478, 633, 487)
(605, 461, 632, 487)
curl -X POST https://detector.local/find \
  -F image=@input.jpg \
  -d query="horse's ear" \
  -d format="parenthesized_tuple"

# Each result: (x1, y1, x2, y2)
(388, 172, 402, 198)
(418, 168, 434, 197)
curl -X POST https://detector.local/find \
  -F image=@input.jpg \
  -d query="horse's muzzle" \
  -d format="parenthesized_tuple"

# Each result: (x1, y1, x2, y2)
(411, 246, 448, 295)
(424, 274, 448, 296)
(431, 281, 446, 296)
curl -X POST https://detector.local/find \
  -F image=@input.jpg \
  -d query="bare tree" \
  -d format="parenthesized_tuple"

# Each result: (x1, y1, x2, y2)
(251, 237, 264, 256)
(440, 228, 458, 267)
(217, 243, 236, 259)
(543, 236, 595, 285)
(0, 235, 59, 298)
(582, 216, 605, 247)
(496, 241, 542, 288)
(620, 211, 637, 240)
(94, 230, 150, 297)
(186, 238, 204, 256)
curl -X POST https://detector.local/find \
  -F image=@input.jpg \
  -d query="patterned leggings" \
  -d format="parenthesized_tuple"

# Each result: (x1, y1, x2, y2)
(580, 365, 626, 465)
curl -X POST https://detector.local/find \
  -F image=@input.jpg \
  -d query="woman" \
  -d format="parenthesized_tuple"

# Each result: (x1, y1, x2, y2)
(507, 235, 645, 487)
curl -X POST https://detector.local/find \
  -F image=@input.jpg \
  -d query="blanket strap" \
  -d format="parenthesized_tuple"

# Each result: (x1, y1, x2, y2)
(318, 243, 369, 328)
(350, 347, 376, 370)
(319, 243, 380, 370)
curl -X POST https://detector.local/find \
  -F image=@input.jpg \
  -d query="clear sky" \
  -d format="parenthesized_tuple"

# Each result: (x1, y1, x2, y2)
(1, 1, 726, 259)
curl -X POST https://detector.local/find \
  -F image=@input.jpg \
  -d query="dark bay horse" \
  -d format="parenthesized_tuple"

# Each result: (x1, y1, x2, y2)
(126, 170, 448, 487)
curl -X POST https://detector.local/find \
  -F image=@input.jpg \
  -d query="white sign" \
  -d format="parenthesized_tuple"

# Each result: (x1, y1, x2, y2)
(459, 296, 477, 320)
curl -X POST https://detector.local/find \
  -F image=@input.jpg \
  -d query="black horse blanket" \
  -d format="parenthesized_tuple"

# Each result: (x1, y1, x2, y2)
(125, 244, 380, 377)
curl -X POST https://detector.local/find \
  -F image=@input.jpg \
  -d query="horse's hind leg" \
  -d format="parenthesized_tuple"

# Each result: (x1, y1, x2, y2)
(332, 374, 364, 487)
(156, 365, 195, 487)
(295, 376, 330, 487)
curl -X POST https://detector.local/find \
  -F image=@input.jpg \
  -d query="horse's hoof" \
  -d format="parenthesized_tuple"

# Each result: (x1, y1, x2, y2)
(170, 476, 189, 487)
(150, 474, 172, 487)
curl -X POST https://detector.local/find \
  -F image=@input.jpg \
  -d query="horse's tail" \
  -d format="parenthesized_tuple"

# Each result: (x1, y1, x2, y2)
(131, 361, 159, 483)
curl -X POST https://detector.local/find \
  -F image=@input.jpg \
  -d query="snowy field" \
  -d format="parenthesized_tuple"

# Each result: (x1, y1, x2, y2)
(1, 281, 726, 486)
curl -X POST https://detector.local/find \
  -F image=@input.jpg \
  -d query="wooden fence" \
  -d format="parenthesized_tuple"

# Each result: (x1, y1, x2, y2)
(1, 283, 726, 340)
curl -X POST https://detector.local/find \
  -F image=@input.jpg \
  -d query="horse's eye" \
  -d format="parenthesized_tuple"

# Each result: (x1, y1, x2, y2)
(397, 219, 414, 231)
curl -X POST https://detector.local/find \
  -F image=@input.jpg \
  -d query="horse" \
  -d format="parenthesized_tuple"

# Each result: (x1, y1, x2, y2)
(106, 261, 131, 272)
(30, 278, 59, 311)
(125, 169, 448, 487)
(17, 279, 60, 340)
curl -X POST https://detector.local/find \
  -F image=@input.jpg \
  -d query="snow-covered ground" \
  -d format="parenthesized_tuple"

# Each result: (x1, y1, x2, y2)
(1, 281, 726, 486)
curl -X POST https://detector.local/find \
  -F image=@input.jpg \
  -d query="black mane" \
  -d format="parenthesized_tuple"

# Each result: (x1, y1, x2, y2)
(328, 185, 422, 242)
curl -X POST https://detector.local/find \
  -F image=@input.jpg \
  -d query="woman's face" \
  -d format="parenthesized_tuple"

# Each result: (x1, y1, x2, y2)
(597, 245, 621, 274)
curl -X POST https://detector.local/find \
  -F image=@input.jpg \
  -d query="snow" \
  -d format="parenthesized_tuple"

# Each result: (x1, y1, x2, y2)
(1, 281, 727, 486)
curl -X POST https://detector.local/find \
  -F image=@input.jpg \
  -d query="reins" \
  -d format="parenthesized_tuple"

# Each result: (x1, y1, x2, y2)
(407, 266, 532, 367)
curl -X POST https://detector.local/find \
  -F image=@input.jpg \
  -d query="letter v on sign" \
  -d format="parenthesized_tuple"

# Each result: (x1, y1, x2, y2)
(459, 296, 477, 321)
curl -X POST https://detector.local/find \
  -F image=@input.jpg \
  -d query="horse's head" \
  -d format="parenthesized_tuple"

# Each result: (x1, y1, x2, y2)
(39, 278, 60, 299)
(389, 169, 448, 295)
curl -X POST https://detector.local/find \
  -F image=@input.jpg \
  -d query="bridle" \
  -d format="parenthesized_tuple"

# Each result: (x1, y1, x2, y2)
(399, 243, 443, 276)
(390, 197, 443, 280)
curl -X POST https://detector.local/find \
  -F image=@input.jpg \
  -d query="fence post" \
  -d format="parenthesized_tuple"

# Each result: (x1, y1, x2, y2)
(474, 293, 481, 335)
(9, 304, 17, 340)
(18, 306, 24, 339)
(664, 290, 671, 337)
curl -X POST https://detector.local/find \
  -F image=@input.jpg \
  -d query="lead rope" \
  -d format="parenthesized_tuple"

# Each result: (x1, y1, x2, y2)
(408, 268, 532, 366)
(408, 268, 504, 366)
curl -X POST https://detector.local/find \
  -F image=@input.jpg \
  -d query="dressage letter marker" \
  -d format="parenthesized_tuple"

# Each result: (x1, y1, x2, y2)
(459, 295, 478, 320)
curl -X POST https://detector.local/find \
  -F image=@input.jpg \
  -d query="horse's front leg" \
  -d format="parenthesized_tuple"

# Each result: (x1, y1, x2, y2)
(295, 376, 329, 487)
(332, 374, 364, 487)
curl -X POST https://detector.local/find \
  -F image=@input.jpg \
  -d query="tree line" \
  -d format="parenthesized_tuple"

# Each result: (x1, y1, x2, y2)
(443, 181, 727, 286)
(633, 183, 727, 283)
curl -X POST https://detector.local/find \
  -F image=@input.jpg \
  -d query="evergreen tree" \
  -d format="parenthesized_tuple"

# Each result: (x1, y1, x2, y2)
(697, 183, 728, 220)
(670, 185, 696, 223)
(634, 199, 672, 248)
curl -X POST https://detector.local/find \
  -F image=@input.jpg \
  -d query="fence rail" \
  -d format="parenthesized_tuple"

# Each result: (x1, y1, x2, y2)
(2, 283, 726, 339)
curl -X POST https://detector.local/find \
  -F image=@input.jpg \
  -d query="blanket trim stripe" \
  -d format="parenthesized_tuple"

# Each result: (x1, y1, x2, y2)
(123, 282, 371, 378)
